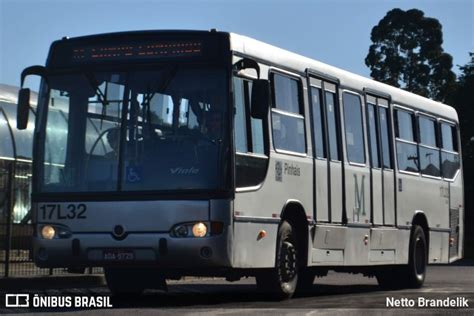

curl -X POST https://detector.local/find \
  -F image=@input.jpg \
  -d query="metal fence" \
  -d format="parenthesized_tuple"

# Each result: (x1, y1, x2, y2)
(1, 89, 103, 278)
(0, 161, 102, 278)
(0, 223, 103, 278)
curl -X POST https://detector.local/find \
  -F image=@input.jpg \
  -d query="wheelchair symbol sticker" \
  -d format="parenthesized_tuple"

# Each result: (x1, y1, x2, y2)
(126, 166, 142, 183)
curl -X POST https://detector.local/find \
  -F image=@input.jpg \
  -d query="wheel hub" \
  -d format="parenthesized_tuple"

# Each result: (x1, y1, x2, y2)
(279, 241, 297, 282)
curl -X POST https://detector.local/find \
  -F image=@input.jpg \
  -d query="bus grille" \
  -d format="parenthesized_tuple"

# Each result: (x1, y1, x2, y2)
(449, 208, 460, 259)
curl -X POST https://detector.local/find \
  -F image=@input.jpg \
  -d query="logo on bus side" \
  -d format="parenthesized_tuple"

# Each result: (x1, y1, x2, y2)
(284, 163, 300, 176)
(275, 161, 300, 182)
(275, 161, 283, 182)
(170, 167, 200, 175)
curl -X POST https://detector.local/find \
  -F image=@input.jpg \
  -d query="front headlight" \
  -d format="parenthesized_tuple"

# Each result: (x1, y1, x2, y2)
(192, 222, 207, 238)
(39, 224, 71, 239)
(41, 225, 56, 240)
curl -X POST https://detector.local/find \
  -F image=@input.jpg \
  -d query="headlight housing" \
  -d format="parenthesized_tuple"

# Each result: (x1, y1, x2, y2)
(171, 221, 223, 238)
(39, 224, 71, 239)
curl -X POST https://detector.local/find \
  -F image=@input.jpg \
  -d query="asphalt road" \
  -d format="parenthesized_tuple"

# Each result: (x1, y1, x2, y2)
(1, 263, 473, 315)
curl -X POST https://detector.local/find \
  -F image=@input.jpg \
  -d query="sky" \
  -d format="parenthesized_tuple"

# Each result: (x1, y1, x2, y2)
(0, 0, 473, 89)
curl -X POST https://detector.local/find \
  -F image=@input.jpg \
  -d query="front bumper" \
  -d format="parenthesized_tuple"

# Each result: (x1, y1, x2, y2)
(33, 230, 232, 269)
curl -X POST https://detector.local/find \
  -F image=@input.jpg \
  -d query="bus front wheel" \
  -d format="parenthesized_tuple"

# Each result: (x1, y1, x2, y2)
(256, 220, 299, 300)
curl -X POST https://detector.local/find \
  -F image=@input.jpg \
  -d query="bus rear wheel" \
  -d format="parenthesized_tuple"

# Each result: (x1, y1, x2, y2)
(376, 225, 427, 289)
(256, 220, 299, 300)
(404, 225, 427, 288)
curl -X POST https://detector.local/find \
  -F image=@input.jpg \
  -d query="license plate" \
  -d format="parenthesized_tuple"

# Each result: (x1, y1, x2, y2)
(103, 249, 135, 261)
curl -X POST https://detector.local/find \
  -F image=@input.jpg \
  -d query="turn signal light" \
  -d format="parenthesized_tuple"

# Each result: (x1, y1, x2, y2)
(257, 230, 267, 241)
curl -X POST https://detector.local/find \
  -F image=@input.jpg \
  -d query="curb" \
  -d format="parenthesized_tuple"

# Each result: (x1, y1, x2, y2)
(0, 274, 105, 291)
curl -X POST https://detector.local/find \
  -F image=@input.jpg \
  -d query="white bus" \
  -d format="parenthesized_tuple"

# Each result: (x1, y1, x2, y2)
(17, 30, 463, 299)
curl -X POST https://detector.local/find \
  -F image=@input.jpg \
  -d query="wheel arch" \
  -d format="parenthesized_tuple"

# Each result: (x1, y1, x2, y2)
(279, 200, 310, 268)
(412, 210, 430, 251)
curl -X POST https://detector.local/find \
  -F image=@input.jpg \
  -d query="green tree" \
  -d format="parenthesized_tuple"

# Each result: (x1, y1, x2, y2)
(365, 8, 456, 102)
(449, 53, 474, 258)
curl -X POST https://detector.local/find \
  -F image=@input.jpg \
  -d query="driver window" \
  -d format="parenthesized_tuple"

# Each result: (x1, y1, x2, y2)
(85, 81, 124, 158)
(233, 76, 268, 188)
(43, 90, 70, 185)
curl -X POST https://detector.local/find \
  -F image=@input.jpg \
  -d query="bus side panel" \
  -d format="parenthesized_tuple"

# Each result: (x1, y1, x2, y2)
(397, 174, 451, 264)
(429, 231, 450, 263)
(232, 221, 278, 268)
(395, 228, 411, 264)
(397, 175, 449, 230)
(343, 227, 370, 266)
(232, 155, 313, 268)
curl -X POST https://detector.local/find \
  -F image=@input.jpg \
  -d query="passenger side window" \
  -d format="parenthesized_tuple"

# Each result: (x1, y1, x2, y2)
(440, 122, 460, 179)
(310, 87, 325, 158)
(273, 73, 301, 113)
(418, 115, 440, 177)
(395, 109, 418, 172)
(233, 77, 248, 153)
(379, 107, 393, 169)
(233, 77, 268, 187)
(441, 123, 458, 152)
(325, 91, 340, 161)
(396, 110, 415, 142)
(419, 116, 437, 147)
(251, 118, 264, 154)
(367, 103, 380, 168)
(343, 92, 365, 164)
(271, 73, 306, 154)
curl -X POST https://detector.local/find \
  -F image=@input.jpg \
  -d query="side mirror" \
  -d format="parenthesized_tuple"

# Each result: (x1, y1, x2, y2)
(17, 88, 31, 130)
(251, 79, 270, 119)
(17, 65, 48, 130)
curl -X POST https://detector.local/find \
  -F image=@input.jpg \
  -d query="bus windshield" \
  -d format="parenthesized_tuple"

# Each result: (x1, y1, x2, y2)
(38, 66, 228, 193)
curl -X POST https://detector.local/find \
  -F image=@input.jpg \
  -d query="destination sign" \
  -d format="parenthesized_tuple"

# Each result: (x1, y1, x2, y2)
(71, 40, 203, 62)
(48, 36, 219, 68)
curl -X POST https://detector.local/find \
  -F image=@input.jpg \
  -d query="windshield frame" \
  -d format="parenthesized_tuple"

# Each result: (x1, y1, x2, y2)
(32, 63, 233, 201)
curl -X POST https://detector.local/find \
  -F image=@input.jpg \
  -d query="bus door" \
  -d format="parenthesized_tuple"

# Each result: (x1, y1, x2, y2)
(308, 75, 343, 223)
(378, 98, 395, 225)
(366, 95, 395, 225)
(308, 78, 328, 222)
(342, 91, 370, 224)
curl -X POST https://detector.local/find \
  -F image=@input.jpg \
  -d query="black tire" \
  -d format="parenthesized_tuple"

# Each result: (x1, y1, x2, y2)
(256, 220, 299, 300)
(404, 225, 428, 288)
(376, 225, 427, 289)
(104, 268, 146, 296)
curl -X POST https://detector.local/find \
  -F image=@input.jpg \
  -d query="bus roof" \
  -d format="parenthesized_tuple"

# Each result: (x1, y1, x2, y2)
(0, 83, 38, 106)
(4, 30, 458, 121)
(229, 32, 458, 122)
